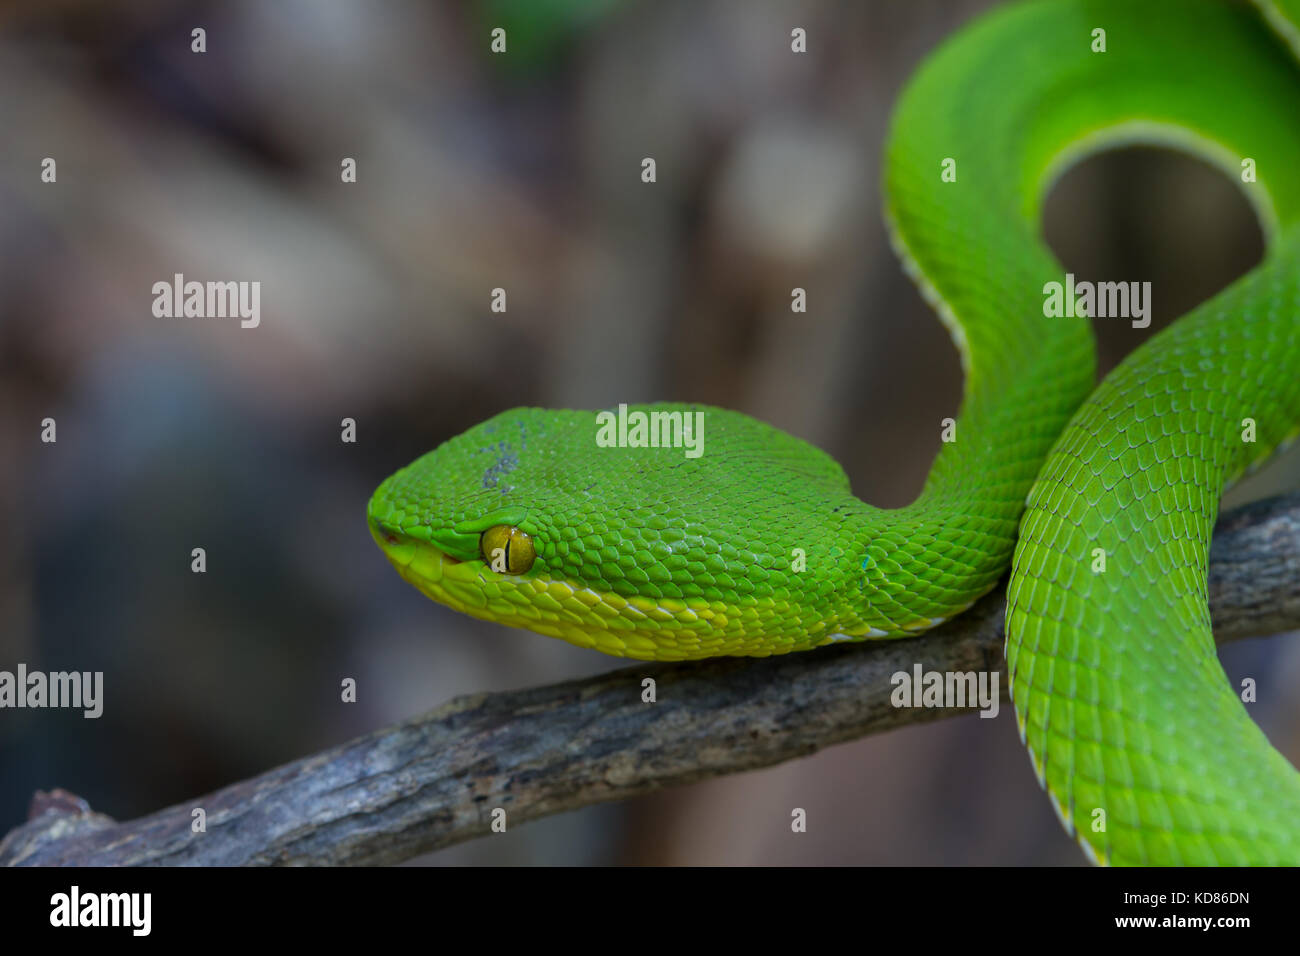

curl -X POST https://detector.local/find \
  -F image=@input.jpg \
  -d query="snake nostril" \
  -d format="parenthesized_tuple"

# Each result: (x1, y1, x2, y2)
(368, 518, 402, 546)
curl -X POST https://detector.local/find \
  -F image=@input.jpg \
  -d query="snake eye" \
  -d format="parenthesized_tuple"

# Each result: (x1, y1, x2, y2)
(479, 525, 535, 574)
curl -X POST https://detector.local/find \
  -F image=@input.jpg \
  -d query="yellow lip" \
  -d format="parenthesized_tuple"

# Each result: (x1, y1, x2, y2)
(371, 524, 504, 623)
(371, 525, 463, 583)
(368, 522, 816, 661)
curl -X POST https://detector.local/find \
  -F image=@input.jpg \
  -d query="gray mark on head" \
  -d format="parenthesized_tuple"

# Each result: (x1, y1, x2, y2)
(480, 440, 519, 490)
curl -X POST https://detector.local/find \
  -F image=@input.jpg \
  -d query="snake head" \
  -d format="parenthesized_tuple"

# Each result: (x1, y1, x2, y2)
(368, 403, 862, 660)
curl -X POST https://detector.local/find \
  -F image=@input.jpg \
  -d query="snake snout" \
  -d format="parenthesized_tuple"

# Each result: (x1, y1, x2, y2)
(366, 513, 401, 545)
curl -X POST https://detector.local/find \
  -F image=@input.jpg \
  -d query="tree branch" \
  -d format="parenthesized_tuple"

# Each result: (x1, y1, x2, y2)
(4, 493, 1299, 866)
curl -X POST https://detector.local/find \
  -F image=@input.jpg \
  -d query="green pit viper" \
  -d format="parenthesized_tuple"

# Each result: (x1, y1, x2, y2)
(368, 0, 1300, 865)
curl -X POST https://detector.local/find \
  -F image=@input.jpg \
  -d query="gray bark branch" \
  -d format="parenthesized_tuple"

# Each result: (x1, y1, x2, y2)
(4, 493, 1299, 866)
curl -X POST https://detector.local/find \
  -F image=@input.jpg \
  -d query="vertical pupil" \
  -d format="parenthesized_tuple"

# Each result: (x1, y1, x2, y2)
(504, 535, 512, 570)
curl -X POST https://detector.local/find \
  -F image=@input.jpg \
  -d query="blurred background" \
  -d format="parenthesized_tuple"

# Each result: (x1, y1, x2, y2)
(2, 0, 1298, 865)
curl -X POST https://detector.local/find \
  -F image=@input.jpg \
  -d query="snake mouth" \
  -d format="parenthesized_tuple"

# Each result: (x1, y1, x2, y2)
(369, 520, 534, 626)
(369, 521, 466, 581)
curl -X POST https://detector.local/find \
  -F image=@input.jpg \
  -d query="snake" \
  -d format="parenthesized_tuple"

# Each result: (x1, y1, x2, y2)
(368, 0, 1300, 865)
